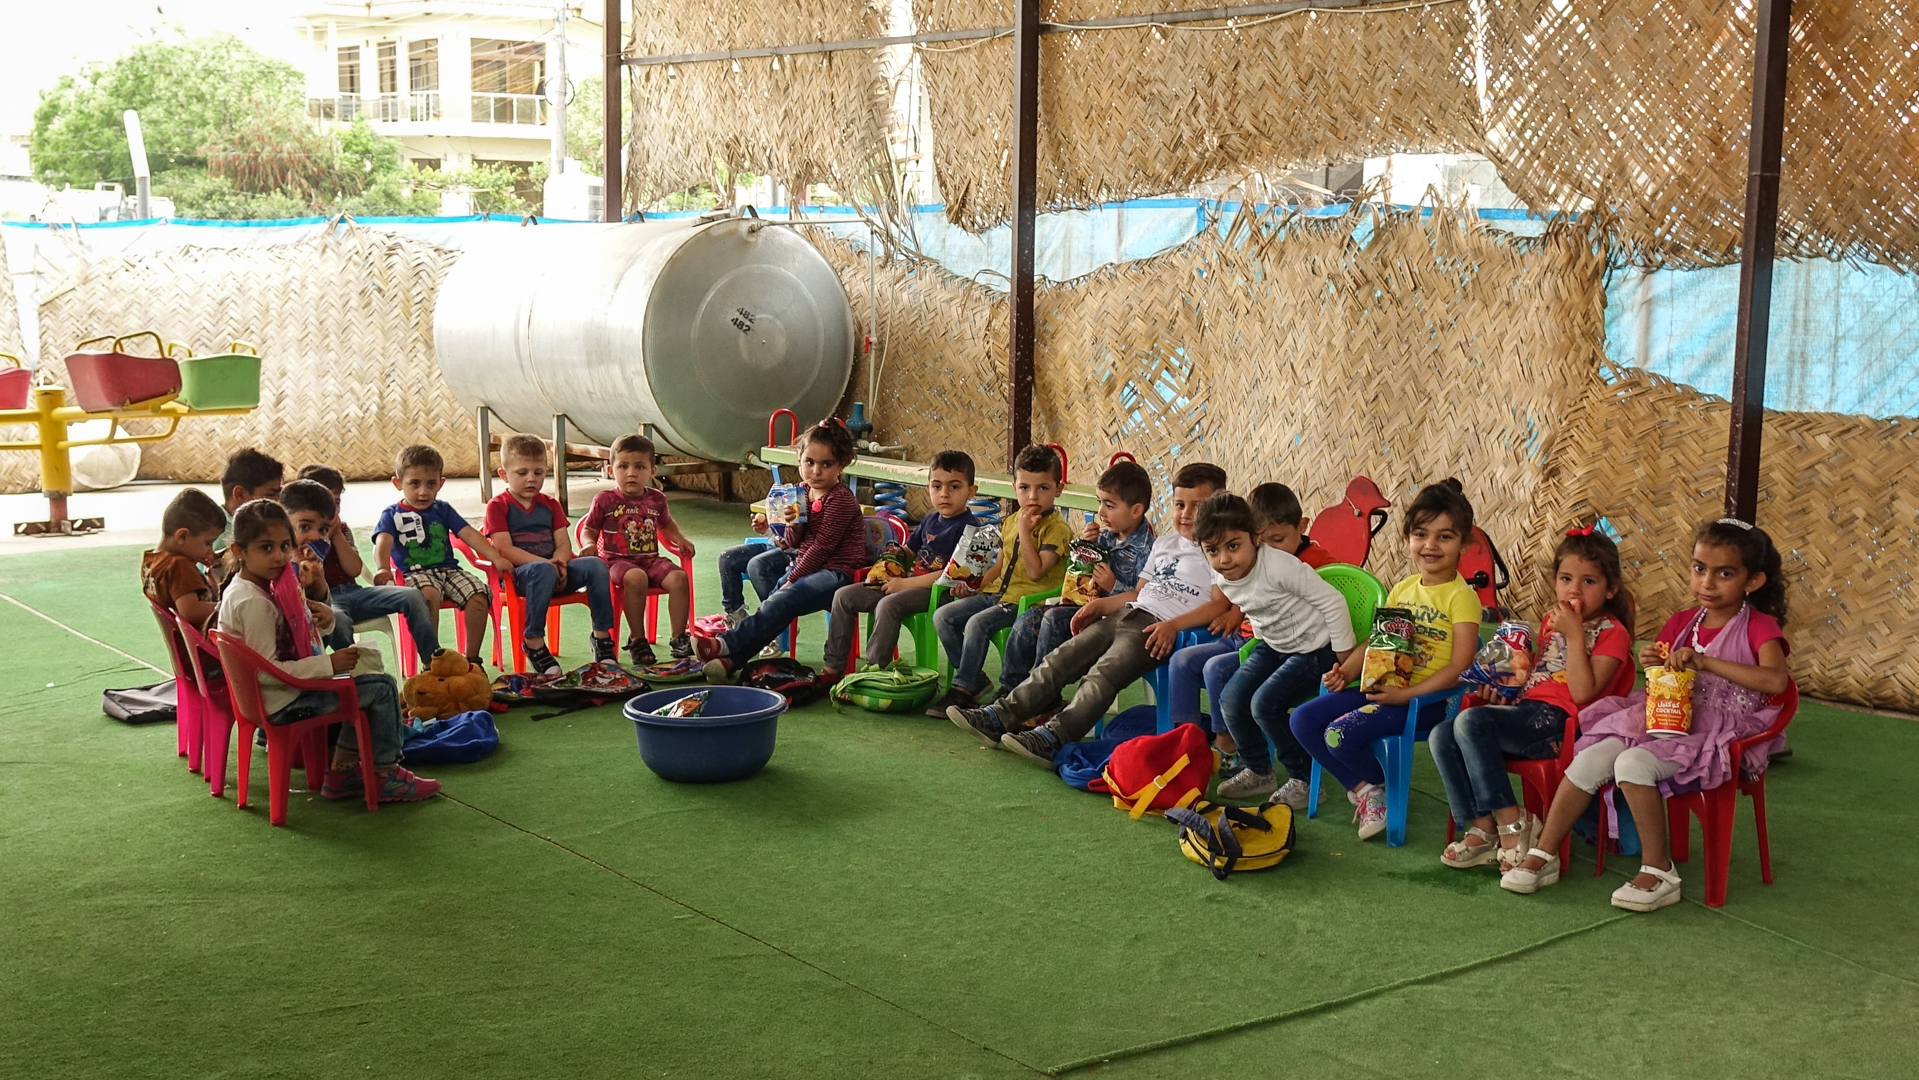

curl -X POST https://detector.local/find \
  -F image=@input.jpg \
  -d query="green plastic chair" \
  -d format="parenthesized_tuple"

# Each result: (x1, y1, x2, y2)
(1238, 562, 1386, 662)
(907, 582, 1060, 693)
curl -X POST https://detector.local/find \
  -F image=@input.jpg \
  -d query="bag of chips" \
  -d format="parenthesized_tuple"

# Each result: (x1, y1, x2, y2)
(764, 483, 807, 539)
(934, 524, 1001, 592)
(1462, 619, 1535, 702)
(1057, 538, 1109, 607)
(1643, 643, 1694, 737)
(652, 689, 712, 718)
(1359, 607, 1418, 692)
(864, 542, 917, 588)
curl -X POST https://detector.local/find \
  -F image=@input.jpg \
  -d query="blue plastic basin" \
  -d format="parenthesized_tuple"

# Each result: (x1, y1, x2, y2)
(624, 686, 786, 783)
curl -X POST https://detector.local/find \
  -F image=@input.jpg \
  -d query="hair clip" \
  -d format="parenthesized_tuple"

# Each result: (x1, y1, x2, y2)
(1565, 525, 1596, 537)
(1715, 517, 1755, 531)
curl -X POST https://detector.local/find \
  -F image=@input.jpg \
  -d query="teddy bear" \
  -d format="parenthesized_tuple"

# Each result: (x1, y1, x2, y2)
(401, 650, 492, 720)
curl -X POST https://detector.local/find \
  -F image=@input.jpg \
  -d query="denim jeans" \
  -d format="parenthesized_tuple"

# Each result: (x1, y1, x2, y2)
(933, 593, 1017, 693)
(1166, 636, 1244, 731)
(511, 556, 615, 642)
(997, 603, 1077, 694)
(718, 542, 793, 612)
(328, 581, 437, 656)
(1289, 689, 1413, 790)
(996, 608, 1162, 743)
(274, 672, 405, 768)
(1429, 699, 1570, 823)
(721, 568, 852, 659)
(1218, 643, 1334, 781)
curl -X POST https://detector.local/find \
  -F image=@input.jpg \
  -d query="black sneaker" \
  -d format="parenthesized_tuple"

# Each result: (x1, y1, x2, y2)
(947, 705, 1010, 749)
(1001, 726, 1062, 766)
(923, 685, 977, 719)
(523, 643, 561, 676)
(669, 634, 694, 660)
(626, 637, 656, 667)
(592, 635, 617, 664)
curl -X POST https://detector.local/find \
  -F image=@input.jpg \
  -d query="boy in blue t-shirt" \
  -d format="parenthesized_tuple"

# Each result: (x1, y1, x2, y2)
(818, 450, 981, 680)
(996, 459, 1156, 698)
(373, 443, 501, 669)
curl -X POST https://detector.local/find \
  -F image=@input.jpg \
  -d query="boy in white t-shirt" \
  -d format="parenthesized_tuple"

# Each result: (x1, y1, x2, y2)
(948, 463, 1231, 766)
(1196, 492, 1358, 804)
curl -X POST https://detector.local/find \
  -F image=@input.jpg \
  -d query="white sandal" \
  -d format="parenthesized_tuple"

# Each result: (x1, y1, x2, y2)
(1495, 812, 1540, 873)
(1499, 847, 1561, 894)
(1610, 864, 1682, 912)
(1440, 826, 1499, 868)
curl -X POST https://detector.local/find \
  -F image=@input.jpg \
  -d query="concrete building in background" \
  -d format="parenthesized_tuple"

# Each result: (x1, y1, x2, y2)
(293, 1, 602, 174)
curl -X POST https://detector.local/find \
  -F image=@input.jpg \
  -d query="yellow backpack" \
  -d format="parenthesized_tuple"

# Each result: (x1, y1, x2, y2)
(1165, 799, 1296, 880)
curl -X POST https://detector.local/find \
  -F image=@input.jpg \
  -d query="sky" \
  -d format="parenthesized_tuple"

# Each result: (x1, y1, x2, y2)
(0, 1, 310, 134)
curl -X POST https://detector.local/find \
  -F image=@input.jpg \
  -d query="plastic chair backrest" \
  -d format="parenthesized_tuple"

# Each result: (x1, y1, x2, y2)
(1316, 563, 1387, 643)
(1310, 477, 1390, 567)
(148, 602, 193, 681)
(174, 609, 224, 690)
(1458, 525, 1510, 614)
(209, 630, 273, 725)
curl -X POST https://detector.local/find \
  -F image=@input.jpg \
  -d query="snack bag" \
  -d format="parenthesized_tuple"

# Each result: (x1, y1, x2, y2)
(864, 542, 916, 588)
(1644, 643, 1694, 737)
(1057, 538, 1109, 607)
(1359, 607, 1418, 692)
(764, 483, 808, 539)
(934, 524, 1001, 592)
(653, 689, 712, 718)
(1462, 619, 1535, 702)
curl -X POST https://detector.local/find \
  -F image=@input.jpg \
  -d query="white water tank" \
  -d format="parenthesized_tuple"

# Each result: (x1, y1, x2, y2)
(433, 216, 854, 462)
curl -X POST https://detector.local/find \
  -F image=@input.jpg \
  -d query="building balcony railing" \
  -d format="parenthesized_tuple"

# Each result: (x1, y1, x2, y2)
(408, 91, 442, 122)
(306, 93, 442, 123)
(471, 92, 550, 125)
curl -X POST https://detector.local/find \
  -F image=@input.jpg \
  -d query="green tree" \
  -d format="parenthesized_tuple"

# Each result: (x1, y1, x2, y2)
(32, 32, 304, 188)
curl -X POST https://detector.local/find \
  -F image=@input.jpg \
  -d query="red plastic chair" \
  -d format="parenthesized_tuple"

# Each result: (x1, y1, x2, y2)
(1595, 679, 1799, 908)
(210, 630, 380, 826)
(573, 518, 698, 651)
(1446, 698, 1577, 870)
(842, 513, 911, 667)
(1311, 477, 1390, 568)
(461, 536, 591, 673)
(1458, 525, 1510, 616)
(147, 603, 205, 773)
(172, 613, 242, 798)
(390, 556, 487, 676)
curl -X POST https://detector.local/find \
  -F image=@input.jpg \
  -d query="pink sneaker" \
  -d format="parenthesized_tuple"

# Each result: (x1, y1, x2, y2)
(1355, 784, 1388, 840)
(320, 766, 366, 800)
(376, 766, 442, 803)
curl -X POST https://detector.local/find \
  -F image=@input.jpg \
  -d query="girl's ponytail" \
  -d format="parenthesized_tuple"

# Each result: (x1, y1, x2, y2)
(1695, 518, 1788, 624)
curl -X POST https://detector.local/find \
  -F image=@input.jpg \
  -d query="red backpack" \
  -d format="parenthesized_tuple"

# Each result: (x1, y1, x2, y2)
(1090, 723, 1216, 819)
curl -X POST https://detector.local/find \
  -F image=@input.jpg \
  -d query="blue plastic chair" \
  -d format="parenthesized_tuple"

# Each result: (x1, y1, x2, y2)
(1304, 683, 1470, 846)
(1140, 627, 1221, 732)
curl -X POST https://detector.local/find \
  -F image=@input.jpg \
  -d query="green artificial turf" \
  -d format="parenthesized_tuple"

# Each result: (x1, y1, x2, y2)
(3, 493, 1916, 1079)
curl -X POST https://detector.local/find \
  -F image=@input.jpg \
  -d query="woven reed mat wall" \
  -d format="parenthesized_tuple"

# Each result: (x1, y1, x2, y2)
(819, 206, 1606, 598)
(912, 0, 1478, 233)
(1529, 364, 1919, 711)
(22, 227, 472, 491)
(1482, 0, 1919, 271)
(623, 0, 893, 210)
(0, 255, 34, 494)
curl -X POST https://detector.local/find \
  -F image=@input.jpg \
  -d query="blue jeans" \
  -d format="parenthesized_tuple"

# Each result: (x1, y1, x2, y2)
(933, 593, 1017, 693)
(1428, 699, 1569, 824)
(1289, 689, 1413, 790)
(1219, 643, 1334, 781)
(511, 557, 615, 642)
(274, 673, 405, 768)
(998, 603, 1077, 694)
(721, 568, 852, 659)
(328, 581, 436, 656)
(1167, 636, 1244, 731)
(718, 542, 792, 611)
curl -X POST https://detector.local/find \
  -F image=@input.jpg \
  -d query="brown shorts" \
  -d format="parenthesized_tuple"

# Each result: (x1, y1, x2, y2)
(607, 555, 682, 588)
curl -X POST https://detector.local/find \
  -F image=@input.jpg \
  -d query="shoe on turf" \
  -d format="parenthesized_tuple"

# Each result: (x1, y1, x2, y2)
(523, 643, 562, 677)
(1355, 783, 1388, 841)
(627, 637, 657, 667)
(702, 657, 735, 684)
(923, 686, 977, 719)
(1216, 767, 1278, 801)
(592, 635, 617, 664)
(948, 705, 1010, 749)
(1610, 864, 1682, 912)
(669, 634, 694, 660)
(723, 607, 748, 630)
(376, 766, 441, 803)
(1001, 726, 1063, 766)
(321, 766, 366, 800)
(1441, 826, 1501, 869)
(1268, 777, 1315, 811)
(1500, 849, 1562, 894)
(693, 634, 727, 665)
(756, 642, 786, 660)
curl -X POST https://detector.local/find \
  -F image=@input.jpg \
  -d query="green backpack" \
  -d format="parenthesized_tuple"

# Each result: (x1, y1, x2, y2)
(830, 662, 943, 714)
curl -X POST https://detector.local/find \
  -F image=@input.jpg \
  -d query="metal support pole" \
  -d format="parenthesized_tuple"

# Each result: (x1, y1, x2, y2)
(1725, 0, 1793, 523)
(602, 0, 623, 221)
(1006, 0, 1040, 469)
(553, 413, 570, 517)
(477, 405, 493, 502)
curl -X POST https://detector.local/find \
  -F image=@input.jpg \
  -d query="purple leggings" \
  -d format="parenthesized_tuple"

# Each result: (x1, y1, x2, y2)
(1167, 636, 1245, 732)
(1289, 689, 1413, 790)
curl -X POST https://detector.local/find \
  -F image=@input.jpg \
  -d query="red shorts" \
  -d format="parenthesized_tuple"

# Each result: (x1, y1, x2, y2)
(606, 555, 682, 588)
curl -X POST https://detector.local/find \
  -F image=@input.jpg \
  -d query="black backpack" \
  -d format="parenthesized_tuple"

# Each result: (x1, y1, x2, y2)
(736, 656, 827, 707)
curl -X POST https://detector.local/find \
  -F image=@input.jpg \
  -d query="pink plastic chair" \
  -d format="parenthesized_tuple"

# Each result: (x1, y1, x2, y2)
(211, 630, 379, 826)
(147, 603, 205, 774)
(173, 614, 241, 798)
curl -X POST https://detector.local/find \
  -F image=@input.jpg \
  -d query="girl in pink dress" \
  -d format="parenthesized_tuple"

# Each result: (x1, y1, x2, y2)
(1501, 519, 1791, 911)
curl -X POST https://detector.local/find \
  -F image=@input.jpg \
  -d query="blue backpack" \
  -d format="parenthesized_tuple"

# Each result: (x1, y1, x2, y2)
(401, 709, 500, 765)
(1052, 705, 1159, 790)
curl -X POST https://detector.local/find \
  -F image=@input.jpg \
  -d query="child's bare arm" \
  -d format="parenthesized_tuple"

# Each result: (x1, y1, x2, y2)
(372, 534, 396, 585)
(552, 527, 576, 563)
(487, 530, 542, 568)
(459, 526, 503, 567)
(662, 517, 696, 558)
(1682, 638, 1791, 697)
(173, 591, 218, 631)
(333, 521, 365, 579)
